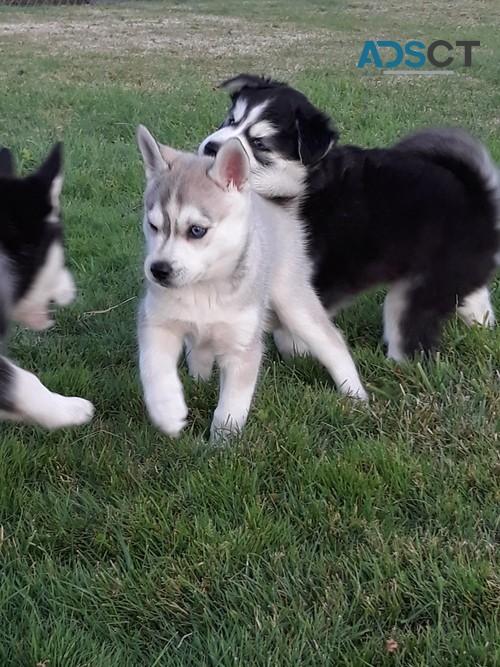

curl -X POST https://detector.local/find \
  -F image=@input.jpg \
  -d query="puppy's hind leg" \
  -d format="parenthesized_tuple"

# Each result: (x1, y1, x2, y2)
(273, 327, 309, 358)
(273, 295, 352, 359)
(397, 282, 456, 358)
(185, 336, 215, 381)
(210, 338, 263, 443)
(273, 290, 368, 400)
(458, 286, 495, 327)
(383, 280, 411, 361)
(0, 356, 95, 429)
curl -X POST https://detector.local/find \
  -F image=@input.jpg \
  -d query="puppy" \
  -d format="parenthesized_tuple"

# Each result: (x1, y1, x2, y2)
(0, 145, 94, 429)
(137, 126, 367, 442)
(200, 74, 499, 360)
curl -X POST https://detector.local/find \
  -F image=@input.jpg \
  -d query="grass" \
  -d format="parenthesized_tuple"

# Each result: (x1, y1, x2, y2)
(0, 1, 499, 665)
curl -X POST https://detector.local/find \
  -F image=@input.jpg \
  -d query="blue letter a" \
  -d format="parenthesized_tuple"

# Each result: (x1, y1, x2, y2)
(357, 40, 383, 68)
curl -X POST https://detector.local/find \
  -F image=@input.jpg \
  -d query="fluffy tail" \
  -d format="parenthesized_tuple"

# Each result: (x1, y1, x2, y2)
(395, 128, 500, 261)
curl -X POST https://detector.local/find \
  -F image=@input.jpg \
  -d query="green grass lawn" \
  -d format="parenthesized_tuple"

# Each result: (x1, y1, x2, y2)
(0, 1, 499, 665)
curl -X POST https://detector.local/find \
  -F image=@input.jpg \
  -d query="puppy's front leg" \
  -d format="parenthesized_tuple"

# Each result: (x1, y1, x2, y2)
(139, 320, 187, 437)
(210, 338, 263, 443)
(0, 356, 95, 429)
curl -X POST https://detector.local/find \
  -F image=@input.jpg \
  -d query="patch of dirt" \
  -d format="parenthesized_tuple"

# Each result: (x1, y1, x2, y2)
(346, 0, 499, 26)
(0, 8, 338, 68)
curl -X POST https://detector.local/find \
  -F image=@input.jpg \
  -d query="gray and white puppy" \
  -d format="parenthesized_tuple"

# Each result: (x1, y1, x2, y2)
(137, 126, 367, 442)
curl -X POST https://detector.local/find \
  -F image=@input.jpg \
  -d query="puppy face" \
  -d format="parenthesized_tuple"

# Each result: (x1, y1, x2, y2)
(137, 126, 251, 290)
(198, 74, 338, 199)
(12, 240, 76, 331)
(1, 144, 76, 330)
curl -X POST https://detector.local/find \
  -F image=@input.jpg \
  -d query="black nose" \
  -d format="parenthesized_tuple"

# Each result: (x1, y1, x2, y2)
(203, 141, 219, 157)
(150, 261, 172, 285)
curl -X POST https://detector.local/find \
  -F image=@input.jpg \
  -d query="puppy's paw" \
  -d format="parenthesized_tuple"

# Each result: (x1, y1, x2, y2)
(209, 422, 235, 445)
(273, 328, 309, 358)
(210, 412, 246, 445)
(188, 364, 213, 383)
(147, 396, 188, 437)
(185, 348, 215, 382)
(43, 396, 95, 429)
(348, 385, 369, 403)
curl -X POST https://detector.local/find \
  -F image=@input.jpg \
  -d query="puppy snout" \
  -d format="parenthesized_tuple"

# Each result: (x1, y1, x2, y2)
(203, 141, 220, 158)
(54, 269, 76, 307)
(150, 260, 173, 285)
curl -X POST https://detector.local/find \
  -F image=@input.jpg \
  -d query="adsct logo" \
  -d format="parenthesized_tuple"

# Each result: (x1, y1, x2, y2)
(357, 40, 480, 74)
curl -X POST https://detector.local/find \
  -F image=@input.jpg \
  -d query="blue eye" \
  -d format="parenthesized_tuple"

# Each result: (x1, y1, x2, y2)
(252, 138, 267, 151)
(189, 225, 207, 239)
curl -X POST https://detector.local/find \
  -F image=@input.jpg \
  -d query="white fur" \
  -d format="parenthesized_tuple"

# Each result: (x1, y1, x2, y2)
(199, 103, 307, 200)
(147, 202, 164, 231)
(251, 159, 306, 199)
(0, 360, 94, 428)
(46, 174, 64, 223)
(248, 121, 277, 139)
(273, 327, 309, 358)
(383, 280, 411, 361)
(11, 243, 76, 330)
(138, 131, 367, 443)
(458, 286, 495, 327)
(199, 100, 270, 151)
(138, 317, 188, 437)
(273, 297, 353, 359)
(383, 281, 495, 362)
(185, 335, 215, 381)
(232, 98, 248, 123)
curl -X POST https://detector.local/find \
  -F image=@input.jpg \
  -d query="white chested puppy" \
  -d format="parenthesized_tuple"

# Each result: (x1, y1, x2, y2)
(137, 126, 367, 443)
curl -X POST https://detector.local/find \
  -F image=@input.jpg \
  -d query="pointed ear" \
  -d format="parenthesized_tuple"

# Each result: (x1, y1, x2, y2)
(137, 125, 168, 178)
(207, 139, 250, 191)
(220, 73, 278, 94)
(36, 143, 64, 211)
(0, 148, 15, 177)
(36, 142, 63, 184)
(295, 108, 338, 166)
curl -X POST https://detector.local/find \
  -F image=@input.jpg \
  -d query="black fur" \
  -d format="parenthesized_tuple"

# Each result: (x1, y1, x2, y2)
(221, 73, 287, 94)
(0, 144, 63, 302)
(0, 357, 14, 411)
(212, 74, 500, 357)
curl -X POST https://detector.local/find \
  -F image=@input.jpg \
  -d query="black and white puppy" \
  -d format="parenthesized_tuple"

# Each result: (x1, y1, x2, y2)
(200, 74, 500, 360)
(0, 145, 94, 428)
